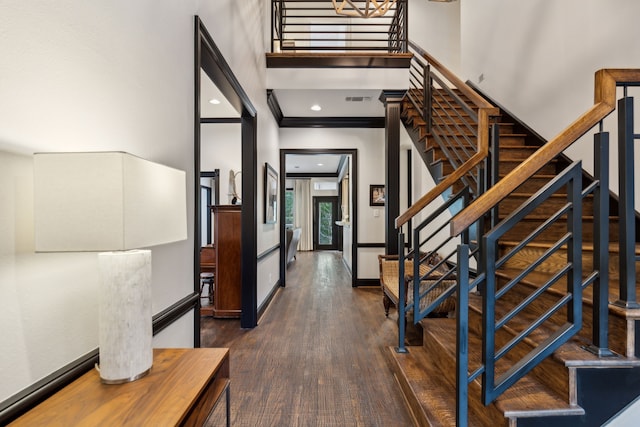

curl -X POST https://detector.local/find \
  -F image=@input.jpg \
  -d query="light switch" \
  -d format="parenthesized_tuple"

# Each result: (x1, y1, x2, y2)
(373, 209, 380, 218)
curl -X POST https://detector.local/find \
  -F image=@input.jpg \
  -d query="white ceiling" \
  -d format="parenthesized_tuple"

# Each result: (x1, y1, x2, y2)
(200, 69, 239, 118)
(286, 153, 345, 174)
(200, 62, 406, 174)
(275, 89, 384, 117)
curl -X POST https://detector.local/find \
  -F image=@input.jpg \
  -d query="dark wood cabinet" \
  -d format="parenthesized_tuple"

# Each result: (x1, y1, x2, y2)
(211, 205, 241, 318)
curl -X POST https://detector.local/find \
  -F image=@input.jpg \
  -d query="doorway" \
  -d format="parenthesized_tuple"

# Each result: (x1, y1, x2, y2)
(195, 17, 258, 338)
(313, 196, 340, 250)
(279, 148, 358, 287)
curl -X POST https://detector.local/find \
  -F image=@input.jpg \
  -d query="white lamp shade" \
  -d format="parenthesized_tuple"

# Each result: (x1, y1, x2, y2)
(34, 152, 187, 252)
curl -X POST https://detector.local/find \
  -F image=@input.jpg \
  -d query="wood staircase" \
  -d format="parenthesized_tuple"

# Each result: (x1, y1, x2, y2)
(388, 92, 640, 426)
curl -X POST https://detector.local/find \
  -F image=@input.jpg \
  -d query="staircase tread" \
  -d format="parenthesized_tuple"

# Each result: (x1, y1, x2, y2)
(424, 319, 583, 417)
(385, 346, 474, 427)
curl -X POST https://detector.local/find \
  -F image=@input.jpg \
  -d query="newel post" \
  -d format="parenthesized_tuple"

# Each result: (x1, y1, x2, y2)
(380, 90, 406, 256)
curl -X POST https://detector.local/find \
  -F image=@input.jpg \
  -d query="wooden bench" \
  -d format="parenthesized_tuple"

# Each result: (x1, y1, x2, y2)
(378, 254, 456, 318)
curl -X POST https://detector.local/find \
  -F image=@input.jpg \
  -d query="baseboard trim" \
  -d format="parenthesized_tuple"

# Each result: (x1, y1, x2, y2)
(356, 278, 381, 287)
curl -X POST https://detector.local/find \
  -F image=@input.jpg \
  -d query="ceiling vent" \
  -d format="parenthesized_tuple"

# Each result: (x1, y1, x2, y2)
(345, 96, 372, 102)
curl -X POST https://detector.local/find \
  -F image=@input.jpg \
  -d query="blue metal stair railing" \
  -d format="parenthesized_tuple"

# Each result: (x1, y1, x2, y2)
(450, 72, 640, 425)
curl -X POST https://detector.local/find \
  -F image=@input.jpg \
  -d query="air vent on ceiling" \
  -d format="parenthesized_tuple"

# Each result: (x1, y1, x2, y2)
(345, 96, 372, 102)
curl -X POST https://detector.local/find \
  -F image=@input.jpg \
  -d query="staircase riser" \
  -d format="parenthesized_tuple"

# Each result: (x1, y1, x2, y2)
(511, 177, 555, 193)
(467, 307, 570, 399)
(430, 146, 536, 163)
(498, 196, 593, 216)
(431, 117, 516, 132)
(499, 245, 636, 284)
(495, 276, 633, 357)
(501, 219, 618, 242)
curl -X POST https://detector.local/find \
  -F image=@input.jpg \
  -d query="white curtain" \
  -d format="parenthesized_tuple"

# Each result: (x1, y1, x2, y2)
(294, 179, 313, 251)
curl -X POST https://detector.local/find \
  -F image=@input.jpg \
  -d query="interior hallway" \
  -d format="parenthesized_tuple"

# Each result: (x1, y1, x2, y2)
(202, 251, 413, 426)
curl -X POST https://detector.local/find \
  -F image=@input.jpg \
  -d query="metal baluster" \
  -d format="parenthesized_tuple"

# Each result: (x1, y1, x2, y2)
(615, 93, 640, 308)
(423, 64, 430, 126)
(457, 244, 470, 427)
(587, 127, 615, 356)
(396, 232, 408, 353)
(566, 165, 583, 326)
(490, 123, 500, 229)
(278, 0, 284, 52)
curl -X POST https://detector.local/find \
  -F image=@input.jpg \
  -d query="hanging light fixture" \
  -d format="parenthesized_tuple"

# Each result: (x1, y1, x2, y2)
(332, 0, 398, 18)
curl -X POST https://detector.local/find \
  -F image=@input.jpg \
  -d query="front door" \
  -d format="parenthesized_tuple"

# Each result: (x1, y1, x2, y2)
(313, 196, 340, 250)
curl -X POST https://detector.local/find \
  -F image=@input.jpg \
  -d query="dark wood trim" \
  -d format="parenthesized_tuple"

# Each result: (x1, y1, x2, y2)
(406, 149, 412, 247)
(286, 172, 338, 179)
(356, 278, 381, 287)
(241, 114, 258, 328)
(266, 52, 413, 69)
(152, 293, 199, 335)
(0, 294, 198, 425)
(280, 148, 358, 287)
(258, 243, 280, 261)
(266, 89, 284, 124)
(279, 150, 288, 286)
(198, 19, 256, 117)
(193, 18, 203, 347)
(200, 117, 242, 124)
(266, 89, 384, 128)
(195, 16, 259, 329)
(280, 116, 385, 128)
(380, 90, 405, 255)
(357, 242, 386, 248)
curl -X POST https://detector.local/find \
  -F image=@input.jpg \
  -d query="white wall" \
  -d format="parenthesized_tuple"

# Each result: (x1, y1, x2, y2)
(409, 0, 461, 74)
(460, 0, 640, 196)
(0, 0, 198, 403)
(280, 127, 385, 279)
(201, 123, 242, 205)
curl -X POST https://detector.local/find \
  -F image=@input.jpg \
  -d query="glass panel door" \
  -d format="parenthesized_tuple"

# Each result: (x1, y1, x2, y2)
(313, 196, 340, 250)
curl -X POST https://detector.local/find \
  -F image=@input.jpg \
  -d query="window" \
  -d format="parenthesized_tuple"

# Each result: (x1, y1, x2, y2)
(285, 188, 294, 227)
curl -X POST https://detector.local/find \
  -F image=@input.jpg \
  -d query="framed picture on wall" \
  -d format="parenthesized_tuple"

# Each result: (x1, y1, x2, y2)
(264, 162, 278, 224)
(370, 184, 385, 206)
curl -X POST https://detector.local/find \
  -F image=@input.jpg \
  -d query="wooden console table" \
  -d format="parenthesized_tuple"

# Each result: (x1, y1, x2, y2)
(10, 348, 230, 426)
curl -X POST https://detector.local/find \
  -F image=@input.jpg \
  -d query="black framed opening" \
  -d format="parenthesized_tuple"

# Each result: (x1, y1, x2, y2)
(195, 16, 258, 337)
(279, 148, 358, 287)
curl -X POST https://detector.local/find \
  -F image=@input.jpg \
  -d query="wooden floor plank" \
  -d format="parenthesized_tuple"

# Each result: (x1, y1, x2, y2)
(201, 251, 413, 426)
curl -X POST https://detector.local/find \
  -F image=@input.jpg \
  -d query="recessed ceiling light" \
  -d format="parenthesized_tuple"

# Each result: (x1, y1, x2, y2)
(209, 99, 221, 105)
(310, 104, 322, 111)
(317, 163, 324, 166)
(294, 165, 300, 169)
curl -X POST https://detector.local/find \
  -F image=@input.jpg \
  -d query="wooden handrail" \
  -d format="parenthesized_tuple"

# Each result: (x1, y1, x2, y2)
(396, 43, 499, 228)
(450, 69, 640, 236)
(408, 41, 497, 112)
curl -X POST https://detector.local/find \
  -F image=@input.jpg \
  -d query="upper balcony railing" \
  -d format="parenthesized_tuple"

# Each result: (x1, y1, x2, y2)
(271, 0, 408, 53)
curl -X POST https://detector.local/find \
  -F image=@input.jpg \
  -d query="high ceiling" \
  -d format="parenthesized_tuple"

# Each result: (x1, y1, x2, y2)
(201, 56, 409, 175)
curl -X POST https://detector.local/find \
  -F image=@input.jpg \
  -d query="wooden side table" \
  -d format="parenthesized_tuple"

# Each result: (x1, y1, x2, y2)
(10, 348, 230, 426)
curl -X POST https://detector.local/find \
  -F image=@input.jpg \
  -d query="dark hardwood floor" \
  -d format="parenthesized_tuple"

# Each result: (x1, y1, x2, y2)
(202, 250, 413, 426)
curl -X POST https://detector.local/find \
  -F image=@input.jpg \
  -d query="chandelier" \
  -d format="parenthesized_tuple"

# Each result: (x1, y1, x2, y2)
(332, 0, 398, 18)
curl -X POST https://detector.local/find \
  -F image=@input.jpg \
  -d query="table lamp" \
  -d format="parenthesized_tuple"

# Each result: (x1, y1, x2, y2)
(34, 152, 187, 384)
